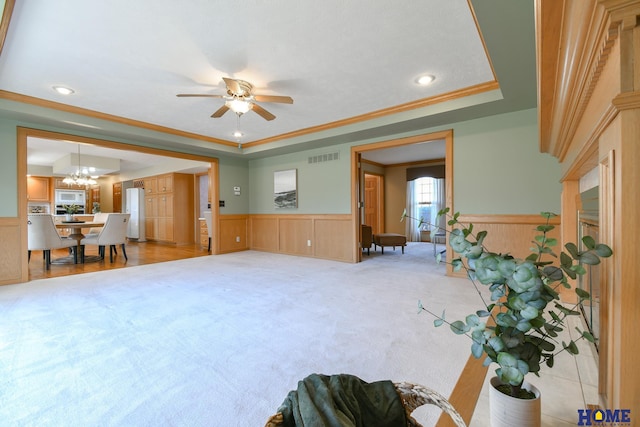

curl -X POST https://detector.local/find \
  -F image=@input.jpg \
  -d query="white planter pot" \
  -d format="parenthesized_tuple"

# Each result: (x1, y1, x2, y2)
(65, 213, 74, 221)
(489, 376, 541, 427)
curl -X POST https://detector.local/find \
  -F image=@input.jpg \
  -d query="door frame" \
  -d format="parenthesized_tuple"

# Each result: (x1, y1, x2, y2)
(17, 126, 220, 282)
(350, 129, 454, 270)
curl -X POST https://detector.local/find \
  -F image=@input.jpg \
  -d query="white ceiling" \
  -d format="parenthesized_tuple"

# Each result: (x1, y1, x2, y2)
(0, 0, 537, 165)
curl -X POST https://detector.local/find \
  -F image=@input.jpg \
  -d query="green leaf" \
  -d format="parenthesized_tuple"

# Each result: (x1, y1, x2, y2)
(582, 235, 596, 250)
(595, 244, 613, 257)
(545, 238, 558, 247)
(575, 287, 590, 300)
(466, 314, 481, 327)
(536, 225, 554, 233)
(434, 318, 444, 327)
(476, 309, 491, 317)
(571, 264, 587, 275)
(560, 252, 573, 268)
(578, 328, 595, 343)
(565, 243, 580, 259)
(520, 305, 539, 320)
(546, 354, 555, 368)
(563, 340, 579, 355)
(543, 265, 564, 281)
(496, 313, 517, 327)
(471, 341, 484, 358)
(450, 320, 468, 334)
(525, 253, 538, 262)
(579, 252, 601, 265)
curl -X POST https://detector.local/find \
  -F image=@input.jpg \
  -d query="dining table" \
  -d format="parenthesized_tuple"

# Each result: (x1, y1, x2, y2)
(54, 221, 105, 264)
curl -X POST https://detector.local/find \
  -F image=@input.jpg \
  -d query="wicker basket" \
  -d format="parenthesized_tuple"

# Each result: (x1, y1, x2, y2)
(265, 381, 466, 427)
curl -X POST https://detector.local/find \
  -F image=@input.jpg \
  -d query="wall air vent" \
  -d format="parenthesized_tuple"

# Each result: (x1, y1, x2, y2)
(308, 152, 340, 164)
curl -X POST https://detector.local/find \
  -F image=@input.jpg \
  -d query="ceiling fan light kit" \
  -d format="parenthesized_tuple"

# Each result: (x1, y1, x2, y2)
(226, 99, 253, 115)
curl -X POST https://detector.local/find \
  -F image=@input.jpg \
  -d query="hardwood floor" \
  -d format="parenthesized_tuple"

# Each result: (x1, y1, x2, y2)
(28, 241, 211, 281)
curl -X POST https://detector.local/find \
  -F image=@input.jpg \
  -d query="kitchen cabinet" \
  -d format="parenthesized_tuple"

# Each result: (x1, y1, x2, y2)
(27, 176, 50, 202)
(143, 173, 193, 244)
(199, 219, 208, 248)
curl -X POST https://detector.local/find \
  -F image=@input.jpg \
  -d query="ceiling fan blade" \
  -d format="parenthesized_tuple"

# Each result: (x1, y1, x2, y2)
(211, 104, 230, 118)
(223, 77, 243, 95)
(253, 94, 294, 104)
(176, 94, 225, 98)
(251, 104, 276, 121)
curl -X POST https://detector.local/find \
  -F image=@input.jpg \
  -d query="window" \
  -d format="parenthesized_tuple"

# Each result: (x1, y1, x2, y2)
(415, 177, 435, 229)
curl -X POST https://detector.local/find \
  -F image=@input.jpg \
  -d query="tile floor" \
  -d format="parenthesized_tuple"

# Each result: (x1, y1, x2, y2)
(469, 315, 599, 426)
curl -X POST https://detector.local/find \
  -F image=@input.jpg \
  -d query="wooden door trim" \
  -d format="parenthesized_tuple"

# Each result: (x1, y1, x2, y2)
(351, 129, 454, 268)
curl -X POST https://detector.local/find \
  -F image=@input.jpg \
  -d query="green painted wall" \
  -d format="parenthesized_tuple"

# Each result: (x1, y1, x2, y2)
(452, 109, 561, 214)
(247, 108, 561, 216)
(249, 146, 351, 214)
(0, 118, 18, 216)
(218, 157, 250, 214)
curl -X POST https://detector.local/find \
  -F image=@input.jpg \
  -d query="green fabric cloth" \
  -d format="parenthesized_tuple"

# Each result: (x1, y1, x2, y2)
(277, 373, 407, 427)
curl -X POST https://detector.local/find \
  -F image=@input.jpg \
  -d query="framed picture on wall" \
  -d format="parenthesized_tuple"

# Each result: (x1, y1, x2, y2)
(274, 169, 297, 208)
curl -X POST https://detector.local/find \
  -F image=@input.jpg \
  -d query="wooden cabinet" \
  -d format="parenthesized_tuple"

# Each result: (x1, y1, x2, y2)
(142, 173, 194, 244)
(199, 219, 209, 248)
(157, 174, 173, 193)
(113, 182, 122, 213)
(27, 176, 50, 201)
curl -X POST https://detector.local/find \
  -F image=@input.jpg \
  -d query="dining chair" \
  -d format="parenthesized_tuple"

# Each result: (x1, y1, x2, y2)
(203, 210, 212, 252)
(80, 213, 130, 262)
(27, 214, 79, 269)
(85, 212, 110, 238)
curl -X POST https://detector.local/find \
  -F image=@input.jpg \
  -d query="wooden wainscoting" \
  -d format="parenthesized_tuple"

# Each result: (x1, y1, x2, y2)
(218, 214, 249, 253)
(453, 213, 563, 293)
(249, 214, 354, 262)
(0, 217, 25, 285)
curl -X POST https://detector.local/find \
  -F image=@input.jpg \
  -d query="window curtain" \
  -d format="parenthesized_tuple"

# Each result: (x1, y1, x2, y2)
(431, 179, 446, 232)
(405, 180, 420, 242)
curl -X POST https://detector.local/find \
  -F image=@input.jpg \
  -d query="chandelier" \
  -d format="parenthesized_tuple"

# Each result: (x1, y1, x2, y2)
(62, 146, 98, 186)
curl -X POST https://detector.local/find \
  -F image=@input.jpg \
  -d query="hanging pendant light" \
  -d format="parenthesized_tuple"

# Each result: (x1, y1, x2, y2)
(63, 145, 97, 186)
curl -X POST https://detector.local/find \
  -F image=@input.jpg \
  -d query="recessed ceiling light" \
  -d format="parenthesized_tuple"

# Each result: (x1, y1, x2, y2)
(52, 85, 75, 95)
(416, 75, 435, 85)
(232, 131, 243, 138)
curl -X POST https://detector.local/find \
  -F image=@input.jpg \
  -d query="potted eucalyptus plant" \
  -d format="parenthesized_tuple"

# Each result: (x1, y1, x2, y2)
(402, 208, 612, 426)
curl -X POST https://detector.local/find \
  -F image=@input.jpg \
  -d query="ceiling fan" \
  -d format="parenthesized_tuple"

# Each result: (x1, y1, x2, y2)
(176, 77, 293, 121)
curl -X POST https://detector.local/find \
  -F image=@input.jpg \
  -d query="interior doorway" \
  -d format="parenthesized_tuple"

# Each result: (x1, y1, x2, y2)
(18, 127, 220, 283)
(351, 129, 453, 272)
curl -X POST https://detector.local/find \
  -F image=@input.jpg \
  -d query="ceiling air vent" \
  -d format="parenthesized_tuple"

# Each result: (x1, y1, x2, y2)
(308, 152, 340, 164)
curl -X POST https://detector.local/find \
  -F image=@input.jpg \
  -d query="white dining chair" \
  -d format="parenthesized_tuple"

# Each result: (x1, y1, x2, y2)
(203, 210, 212, 252)
(85, 212, 110, 238)
(80, 213, 130, 262)
(27, 214, 79, 269)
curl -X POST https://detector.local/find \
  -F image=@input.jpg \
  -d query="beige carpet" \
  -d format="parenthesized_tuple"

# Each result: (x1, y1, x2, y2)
(0, 242, 479, 426)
